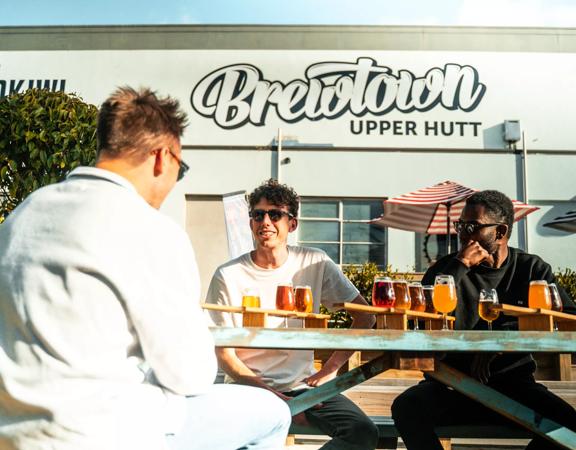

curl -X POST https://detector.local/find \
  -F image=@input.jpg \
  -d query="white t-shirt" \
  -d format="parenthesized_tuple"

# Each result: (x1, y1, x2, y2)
(206, 246, 359, 392)
(0, 167, 217, 450)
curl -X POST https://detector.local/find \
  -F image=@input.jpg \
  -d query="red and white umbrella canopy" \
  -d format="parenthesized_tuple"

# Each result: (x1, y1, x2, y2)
(371, 181, 539, 235)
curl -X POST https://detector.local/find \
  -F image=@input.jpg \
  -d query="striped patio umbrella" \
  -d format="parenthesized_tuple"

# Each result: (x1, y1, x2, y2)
(370, 180, 539, 253)
(543, 210, 576, 233)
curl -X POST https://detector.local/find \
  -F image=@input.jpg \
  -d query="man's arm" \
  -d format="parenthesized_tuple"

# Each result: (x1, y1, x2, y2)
(215, 347, 291, 401)
(304, 294, 376, 387)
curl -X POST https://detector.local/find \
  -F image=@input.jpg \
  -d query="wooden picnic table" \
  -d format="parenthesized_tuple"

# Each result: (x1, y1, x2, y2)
(211, 327, 576, 449)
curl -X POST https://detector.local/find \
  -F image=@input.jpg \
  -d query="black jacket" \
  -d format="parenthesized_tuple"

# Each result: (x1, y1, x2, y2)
(422, 246, 575, 377)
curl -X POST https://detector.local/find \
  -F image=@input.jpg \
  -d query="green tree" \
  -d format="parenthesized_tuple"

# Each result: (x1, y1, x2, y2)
(0, 89, 98, 223)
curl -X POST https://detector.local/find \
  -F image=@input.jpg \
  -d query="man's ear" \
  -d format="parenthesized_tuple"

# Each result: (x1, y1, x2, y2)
(153, 147, 169, 177)
(289, 218, 298, 233)
(496, 224, 508, 240)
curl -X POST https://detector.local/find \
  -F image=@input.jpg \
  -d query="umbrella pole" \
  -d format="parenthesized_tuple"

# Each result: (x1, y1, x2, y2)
(446, 203, 451, 254)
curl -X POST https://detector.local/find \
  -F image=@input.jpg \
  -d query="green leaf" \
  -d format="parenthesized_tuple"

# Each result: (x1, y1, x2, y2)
(0, 88, 97, 220)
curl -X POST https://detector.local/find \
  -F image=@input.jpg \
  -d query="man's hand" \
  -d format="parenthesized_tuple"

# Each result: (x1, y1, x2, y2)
(457, 240, 492, 268)
(471, 353, 498, 384)
(303, 366, 339, 387)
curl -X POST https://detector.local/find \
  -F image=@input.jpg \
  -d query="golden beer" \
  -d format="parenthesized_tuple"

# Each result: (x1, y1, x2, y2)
(478, 301, 500, 322)
(242, 295, 261, 308)
(528, 281, 552, 310)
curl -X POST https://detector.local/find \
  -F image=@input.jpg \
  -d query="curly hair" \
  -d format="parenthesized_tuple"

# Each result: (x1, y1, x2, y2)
(248, 179, 299, 217)
(465, 190, 514, 237)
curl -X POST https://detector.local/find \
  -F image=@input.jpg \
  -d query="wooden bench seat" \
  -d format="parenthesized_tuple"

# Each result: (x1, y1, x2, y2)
(288, 416, 532, 449)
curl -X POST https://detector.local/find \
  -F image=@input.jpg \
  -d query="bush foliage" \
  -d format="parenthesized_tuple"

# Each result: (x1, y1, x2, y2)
(0, 89, 98, 223)
(555, 268, 576, 301)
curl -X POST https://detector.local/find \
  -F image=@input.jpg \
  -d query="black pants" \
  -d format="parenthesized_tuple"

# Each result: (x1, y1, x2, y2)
(391, 373, 576, 450)
(286, 390, 379, 450)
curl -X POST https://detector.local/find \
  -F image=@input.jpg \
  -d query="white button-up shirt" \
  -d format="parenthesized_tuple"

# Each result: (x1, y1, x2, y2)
(0, 167, 216, 450)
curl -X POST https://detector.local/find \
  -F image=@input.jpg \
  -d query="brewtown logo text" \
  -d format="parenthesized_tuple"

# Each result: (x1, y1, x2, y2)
(191, 58, 487, 136)
(0, 76, 66, 99)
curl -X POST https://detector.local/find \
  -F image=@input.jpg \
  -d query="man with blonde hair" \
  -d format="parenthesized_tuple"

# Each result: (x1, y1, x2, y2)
(0, 87, 290, 450)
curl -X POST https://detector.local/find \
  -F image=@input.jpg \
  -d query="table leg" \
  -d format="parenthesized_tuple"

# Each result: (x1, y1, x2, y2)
(427, 362, 576, 450)
(286, 354, 393, 416)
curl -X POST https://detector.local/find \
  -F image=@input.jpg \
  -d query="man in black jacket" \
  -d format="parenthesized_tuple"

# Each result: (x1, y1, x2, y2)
(392, 190, 576, 450)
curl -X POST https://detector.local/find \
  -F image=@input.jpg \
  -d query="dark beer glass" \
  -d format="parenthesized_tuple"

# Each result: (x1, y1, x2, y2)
(423, 285, 436, 314)
(408, 283, 426, 312)
(372, 276, 395, 307)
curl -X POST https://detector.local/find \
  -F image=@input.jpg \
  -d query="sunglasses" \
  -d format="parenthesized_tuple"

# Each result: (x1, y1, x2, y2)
(168, 149, 190, 182)
(453, 220, 504, 235)
(249, 209, 294, 222)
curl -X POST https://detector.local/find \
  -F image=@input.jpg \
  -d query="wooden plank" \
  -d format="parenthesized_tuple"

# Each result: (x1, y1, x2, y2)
(493, 304, 539, 316)
(338, 302, 455, 321)
(201, 303, 244, 313)
(559, 354, 573, 381)
(210, 328, 576, 353)
(376, 314, 408, 330)
(304, 317, 329, 328)
(558, 321, 576, 332)
(519, 314, 554, 332)
(428, 362, 576, 450)
(495, 304, 576, 324)
(201, 303, 329, 320)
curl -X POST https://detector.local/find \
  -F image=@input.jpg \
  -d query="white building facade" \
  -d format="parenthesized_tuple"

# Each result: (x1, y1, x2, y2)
(2, 25, 575, 297)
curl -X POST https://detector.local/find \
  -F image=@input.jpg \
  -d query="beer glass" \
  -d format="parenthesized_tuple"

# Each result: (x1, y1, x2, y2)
(392, 280, 411, 310)
(528, 280, 552, 310)
(295, 285, 313, 313)
(241, 288, 261, 308)
(276, 283, 295, 327)
(478, 289, 500, 331)
(549, 283, 562, 331)
(433, 275, 457, 330)
(408, 282, 426, 330)
(372, 276, 395, 307)
(423, 285, 436, 314)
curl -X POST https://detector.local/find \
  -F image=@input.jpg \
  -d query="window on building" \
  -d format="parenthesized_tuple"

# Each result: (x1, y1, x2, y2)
(414, 233, 459, 272)
(297, 199, 387, 267)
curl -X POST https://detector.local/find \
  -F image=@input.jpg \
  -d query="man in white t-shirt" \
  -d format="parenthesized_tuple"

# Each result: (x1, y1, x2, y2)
(206, 179, 378, 450)
(0, 87, 290, 450)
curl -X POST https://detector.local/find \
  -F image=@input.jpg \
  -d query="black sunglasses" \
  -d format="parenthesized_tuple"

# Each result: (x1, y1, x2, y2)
(249, 209, 294, 222)
(453, 220, 505, 235)
(168, 149, 189, 182)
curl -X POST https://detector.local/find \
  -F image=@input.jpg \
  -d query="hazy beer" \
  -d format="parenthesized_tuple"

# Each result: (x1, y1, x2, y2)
(372, 276, 395, 307)
(528, 280, 552, 310)
(295, 285, 313, 313)
(433, 275, 457, 331)
(433, 284, 457, 314)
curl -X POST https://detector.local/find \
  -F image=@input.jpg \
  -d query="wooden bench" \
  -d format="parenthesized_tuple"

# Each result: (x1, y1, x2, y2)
(288, 416, 532, 449)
